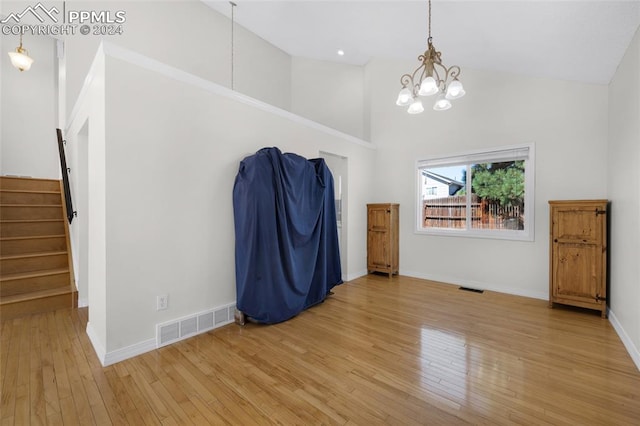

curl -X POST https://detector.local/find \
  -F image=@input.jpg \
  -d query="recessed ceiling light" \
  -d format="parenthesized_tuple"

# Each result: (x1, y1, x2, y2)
(337, 49, 345, 56)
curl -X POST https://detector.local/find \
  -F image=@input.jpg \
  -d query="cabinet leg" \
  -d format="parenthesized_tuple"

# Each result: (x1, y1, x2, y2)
(601, 308, 607, 319)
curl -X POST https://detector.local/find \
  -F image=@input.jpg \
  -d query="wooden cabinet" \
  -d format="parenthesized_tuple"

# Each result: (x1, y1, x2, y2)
(367, 203, 399, 277)
(549, 200, 608, 318)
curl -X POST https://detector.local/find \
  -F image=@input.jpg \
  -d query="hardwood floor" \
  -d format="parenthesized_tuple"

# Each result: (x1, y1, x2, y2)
(2, 274, 639, 425)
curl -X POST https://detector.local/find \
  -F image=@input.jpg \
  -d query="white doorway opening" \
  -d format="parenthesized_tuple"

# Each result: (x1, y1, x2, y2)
(320, 151, 348, 279)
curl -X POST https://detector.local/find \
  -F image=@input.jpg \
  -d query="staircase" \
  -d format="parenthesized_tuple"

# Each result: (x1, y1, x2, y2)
(0, 176, 77, 320)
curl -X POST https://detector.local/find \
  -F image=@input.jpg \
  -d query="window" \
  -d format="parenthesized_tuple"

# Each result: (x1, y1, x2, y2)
(416, 144, 534, 241)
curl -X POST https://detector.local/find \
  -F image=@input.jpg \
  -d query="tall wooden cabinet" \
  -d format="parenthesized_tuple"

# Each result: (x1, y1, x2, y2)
(549, 200, 608, 318)
(367, 203, 399, 277)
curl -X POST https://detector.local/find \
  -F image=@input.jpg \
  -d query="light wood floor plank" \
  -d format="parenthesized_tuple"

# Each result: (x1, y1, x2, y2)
(118, 370, 162, 426)
(28, 315, 45, 425)
(38, 313, 61, 420)
(0, 318, 17, 421)
(55, 312, 95, 425)
(1, 274, 639, 425)
(13, 317, 31, 425)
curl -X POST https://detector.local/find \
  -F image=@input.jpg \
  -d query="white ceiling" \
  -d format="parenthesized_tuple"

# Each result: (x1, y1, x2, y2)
(205, 0, 640, 85)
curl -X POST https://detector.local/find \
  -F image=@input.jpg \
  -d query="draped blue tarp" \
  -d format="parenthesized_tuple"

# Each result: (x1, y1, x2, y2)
(233, 147, 343, 324)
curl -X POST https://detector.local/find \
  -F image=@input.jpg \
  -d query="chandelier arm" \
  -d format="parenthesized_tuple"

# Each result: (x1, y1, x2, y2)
(431, 63, 447, 91)
(447, 65, 461, 81)
(400, 73, 414, 89)
(420, 69, 428, 87)
(433, 50, 443, 66)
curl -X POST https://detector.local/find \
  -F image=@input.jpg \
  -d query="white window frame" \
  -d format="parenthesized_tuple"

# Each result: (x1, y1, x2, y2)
(415, 143, 535, 241)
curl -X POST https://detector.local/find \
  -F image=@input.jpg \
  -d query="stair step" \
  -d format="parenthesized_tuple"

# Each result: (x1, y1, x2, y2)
(0, 268, 70, 297)
(0, 176, 61, 192)
(0, 219, 65, 237)
(0, 286, 77, 321)
(0, 251, 68, 275)
(0, 177, 75, 321)
(0, 235, 67, 255)
(0, 189, 62, 205)
(0, 204, 63, 220)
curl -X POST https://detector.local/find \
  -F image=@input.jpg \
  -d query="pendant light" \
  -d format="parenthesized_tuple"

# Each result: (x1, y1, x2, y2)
(8, 34, 34, 72)
(396, 0, 465, 112)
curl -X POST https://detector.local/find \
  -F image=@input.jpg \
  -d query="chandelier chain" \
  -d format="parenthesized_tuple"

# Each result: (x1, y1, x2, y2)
(230, 1, 236, 91)
(428, 0, 431, 41)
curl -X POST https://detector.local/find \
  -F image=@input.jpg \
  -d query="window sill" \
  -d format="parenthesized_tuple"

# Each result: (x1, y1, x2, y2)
(414, 227, 534, 242)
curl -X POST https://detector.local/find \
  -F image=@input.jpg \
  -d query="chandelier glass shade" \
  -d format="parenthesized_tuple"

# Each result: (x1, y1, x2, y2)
(8, 34, 33, 72)
(396, 0, 464, 113)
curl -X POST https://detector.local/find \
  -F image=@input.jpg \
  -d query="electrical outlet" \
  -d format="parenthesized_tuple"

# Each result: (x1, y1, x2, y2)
(157, 294, 168, 311)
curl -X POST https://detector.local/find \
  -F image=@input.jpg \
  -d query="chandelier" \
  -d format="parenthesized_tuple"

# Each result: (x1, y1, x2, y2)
(8, 34, 34, 72)
(396, 0, 465, 113)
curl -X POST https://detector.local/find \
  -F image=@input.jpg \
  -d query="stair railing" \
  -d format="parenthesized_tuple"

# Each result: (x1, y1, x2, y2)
(56, 128, 75, 224)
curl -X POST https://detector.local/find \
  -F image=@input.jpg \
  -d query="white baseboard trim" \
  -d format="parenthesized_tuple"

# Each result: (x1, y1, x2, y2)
(608, 308, 640, 372)
(103, 338, 157, 367)
(86, 303, 236, 367)
(346, 270, 368, 282)
(77, 298, 88, 308)
(401, 270, 548, 301)
(88, 322, 154, 367)
(86, 321, 106, 366)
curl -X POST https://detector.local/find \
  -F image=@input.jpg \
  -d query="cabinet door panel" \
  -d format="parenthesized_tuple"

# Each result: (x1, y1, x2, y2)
(368, 207, 389, 232)
(554, 208, 601, 243)
(368, 230, 388, 268)
(553, 242, 600, 301)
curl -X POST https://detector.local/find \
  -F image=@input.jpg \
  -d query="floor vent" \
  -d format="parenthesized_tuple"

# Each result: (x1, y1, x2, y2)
(156, 302, 236, 348)
(459, 286, 484, 294)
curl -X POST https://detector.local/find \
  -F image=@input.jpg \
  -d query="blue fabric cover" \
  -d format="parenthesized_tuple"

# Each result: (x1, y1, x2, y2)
(233, 147, 343, 324)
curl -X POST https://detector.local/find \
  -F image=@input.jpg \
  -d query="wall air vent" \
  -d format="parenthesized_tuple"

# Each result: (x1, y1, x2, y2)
(159, 322, 179, 346)
(214, 307, 229, 325)
(156, 303, 236, 348)
(198, 312, 214, 331)
(180, 317, 197, 337)
(459, 286, 484, 294)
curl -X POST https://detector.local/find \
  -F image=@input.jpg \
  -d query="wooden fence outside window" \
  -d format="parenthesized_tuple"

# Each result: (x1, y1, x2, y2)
(422, 195, 523, 230)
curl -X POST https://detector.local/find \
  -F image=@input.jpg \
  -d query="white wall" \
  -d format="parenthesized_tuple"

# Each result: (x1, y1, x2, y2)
(65, 46, 108, 357)
(292, 57, 365, 139)
(608, 27, 640, 367)
(1, 34, 59, 178)
(367, 58, 609, 299)
(69, 46, 375, 355)
(64, 1, 291, 116)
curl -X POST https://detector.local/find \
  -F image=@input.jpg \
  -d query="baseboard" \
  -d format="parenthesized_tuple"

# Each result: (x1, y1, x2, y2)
(608, 308, 640, 372)
(86, 321, 106, 366)
(86, 302, 236, 367)
(103, 338, 157, 367)
(78, 298, 88, 308)
(401, 270, 548, 301)
(346, 270, 368, 282)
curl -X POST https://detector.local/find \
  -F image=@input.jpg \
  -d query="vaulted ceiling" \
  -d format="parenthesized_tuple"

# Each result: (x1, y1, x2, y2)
(205, 1, 640, 85)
